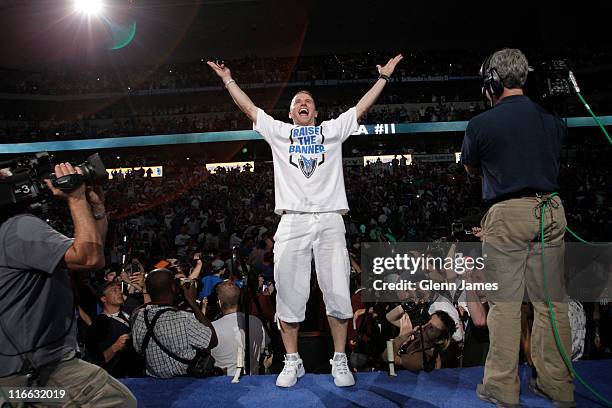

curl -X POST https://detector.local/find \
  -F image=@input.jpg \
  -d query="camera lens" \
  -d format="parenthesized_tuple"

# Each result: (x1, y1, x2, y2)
(76, 153, 108, 183)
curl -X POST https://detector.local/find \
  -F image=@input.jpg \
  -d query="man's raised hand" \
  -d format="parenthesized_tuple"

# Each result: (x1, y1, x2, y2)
(377, 54, 404, 77)
(207, 59, 258, 123)
(207, 60, 232, 82)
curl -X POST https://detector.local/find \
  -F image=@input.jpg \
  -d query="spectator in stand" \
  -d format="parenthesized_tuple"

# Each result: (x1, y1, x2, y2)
(104, 269, 118, 283)
(200, 259, 227, 299)
(254, 251, 274, 282)
(248, 239, 268, 266)
(210, 281, 270, 375)
(174, 226, 191, 257)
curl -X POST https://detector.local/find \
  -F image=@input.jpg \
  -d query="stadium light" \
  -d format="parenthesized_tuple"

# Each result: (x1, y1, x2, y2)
(74, 0, 103, 16)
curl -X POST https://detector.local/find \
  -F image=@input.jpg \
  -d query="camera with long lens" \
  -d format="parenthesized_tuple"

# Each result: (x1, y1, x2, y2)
(0, 152, 108, 211)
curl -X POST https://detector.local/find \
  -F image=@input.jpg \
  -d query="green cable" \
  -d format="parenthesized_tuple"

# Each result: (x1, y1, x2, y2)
(575, 91, 612, 146)
(564, 225, 612, 246)
(540, 193, 612, 407)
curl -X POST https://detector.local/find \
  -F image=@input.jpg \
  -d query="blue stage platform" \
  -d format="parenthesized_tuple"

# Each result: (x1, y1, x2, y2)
(121, 360, 612, 407)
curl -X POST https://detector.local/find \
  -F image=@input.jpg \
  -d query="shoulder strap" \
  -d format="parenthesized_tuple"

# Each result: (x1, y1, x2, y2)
(143, 308, 192, 365)
(141, 308, 173, 356)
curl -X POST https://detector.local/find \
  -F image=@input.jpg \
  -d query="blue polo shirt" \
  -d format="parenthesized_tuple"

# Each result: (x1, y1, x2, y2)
(200, 275, 223, 299)
(461, 95, 565, 202)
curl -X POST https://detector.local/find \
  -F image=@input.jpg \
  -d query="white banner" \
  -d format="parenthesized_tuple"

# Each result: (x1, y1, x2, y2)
(411, 154, 458, 163)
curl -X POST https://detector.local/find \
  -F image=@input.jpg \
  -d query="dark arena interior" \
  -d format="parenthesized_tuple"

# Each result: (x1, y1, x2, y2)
(0, 1, 611, 407)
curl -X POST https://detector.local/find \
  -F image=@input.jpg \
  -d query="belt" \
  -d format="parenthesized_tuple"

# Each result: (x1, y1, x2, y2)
(488, 190, 555, 205)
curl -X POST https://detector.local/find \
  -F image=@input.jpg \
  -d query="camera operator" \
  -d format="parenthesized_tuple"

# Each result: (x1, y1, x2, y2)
(131, 268, 218, 378)
(461, 48, 573, 406)
(0, 162, 136, 407)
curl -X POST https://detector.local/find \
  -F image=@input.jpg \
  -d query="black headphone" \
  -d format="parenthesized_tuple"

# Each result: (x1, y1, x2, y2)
(480, 53, 504, 100)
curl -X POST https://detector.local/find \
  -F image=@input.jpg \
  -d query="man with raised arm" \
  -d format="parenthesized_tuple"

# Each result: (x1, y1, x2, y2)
(208, 54, 402, 388)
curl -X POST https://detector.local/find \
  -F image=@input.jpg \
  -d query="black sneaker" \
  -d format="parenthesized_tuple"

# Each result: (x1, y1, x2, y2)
(476, 384, 521, 408)
(528, 378, 576, 408)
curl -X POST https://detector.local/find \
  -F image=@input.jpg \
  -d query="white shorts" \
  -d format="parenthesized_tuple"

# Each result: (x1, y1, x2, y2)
(273, 212, 353, 323)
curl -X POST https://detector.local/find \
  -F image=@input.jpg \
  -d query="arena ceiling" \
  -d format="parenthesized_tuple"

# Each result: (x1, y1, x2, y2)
(0, 0, 610, 68)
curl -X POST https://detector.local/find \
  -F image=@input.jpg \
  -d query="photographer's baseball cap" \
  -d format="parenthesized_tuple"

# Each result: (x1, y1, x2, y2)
(212, 259, 226, 271)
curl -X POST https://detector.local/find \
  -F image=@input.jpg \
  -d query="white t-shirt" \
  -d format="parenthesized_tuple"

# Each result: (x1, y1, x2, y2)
(253, 107, 359, 214)
(211, 312, 269, 376)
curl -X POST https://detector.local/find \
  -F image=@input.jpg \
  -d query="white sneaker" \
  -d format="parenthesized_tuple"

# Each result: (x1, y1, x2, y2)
(330, 354, 355, 387)
(276, 357, 305, 388)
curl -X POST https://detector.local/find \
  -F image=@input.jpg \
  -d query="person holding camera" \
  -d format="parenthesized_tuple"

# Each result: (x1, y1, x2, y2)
(131, 268, 218, 378)
(461, 48, 573, 407)
(0, 162, 136, 407)
(387, 306, 457, 372)
(86, 282, 145, 378)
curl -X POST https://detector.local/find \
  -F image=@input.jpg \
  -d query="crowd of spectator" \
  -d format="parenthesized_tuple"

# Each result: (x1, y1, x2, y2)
(4, 46, 609, 380)
(2, 48, 612, 95)
(3, 47, 612, 143)
(0, 101, 487, 142)
(35, 146, 610, 380)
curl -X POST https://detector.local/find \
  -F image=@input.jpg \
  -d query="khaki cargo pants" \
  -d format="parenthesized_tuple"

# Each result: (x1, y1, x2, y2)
(0, 356, 137, 408)
(480, 195, 574, 405)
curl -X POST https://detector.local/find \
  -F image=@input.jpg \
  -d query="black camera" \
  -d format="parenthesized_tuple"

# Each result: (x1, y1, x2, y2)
(175, 277, 199, 292)
(401, 301, 430, 327)
(0, 152, 107, 211)
(526, 58, 573, 114)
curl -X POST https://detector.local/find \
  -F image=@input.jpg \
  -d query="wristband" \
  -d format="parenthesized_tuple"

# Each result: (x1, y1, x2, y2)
(224, 79, 236, 88)
(378, 74, 390, 82)
(93, 212, 106, 220)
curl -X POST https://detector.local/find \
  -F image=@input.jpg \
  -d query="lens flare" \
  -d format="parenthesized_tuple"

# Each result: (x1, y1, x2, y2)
(74, 0, 103, 16)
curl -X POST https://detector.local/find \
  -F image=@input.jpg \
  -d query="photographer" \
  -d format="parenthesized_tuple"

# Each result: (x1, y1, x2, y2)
(387, 306, 456, 372)
(86, 282, 145, 378)
(388, 248, 466, 344)
(131, 268, 218, 378)
(120, 259, 151, 313)
(0, 162, 136, 407)
(461, 48, 573, 406)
